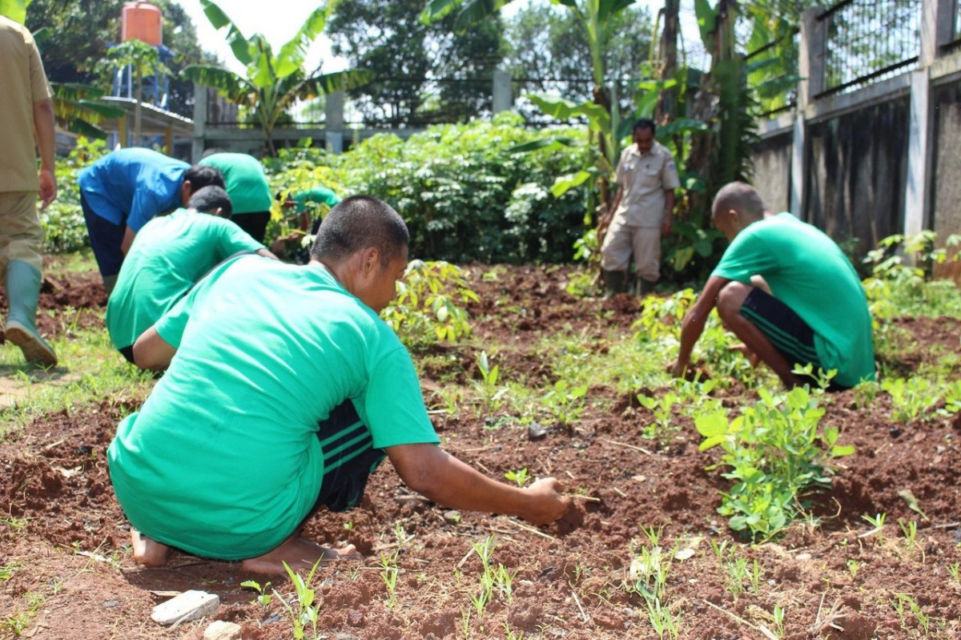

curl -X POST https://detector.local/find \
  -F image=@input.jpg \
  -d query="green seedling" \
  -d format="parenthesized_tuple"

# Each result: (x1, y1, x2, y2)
(240, 578, 273, 614)
(637, 392, 682, 446)
(504, 467, 530, 487)
(541, 379, 588, 429)
(646, 596, 681, 640)
(475, 350, 507, 414)
(380, 549, 400, 610)
(382, 260, 478, 348)
(274, 560, 322, 640)
(898, 519, 920, 552)
(845, 559, 860, 579)
(860, 513, 887, 542)
(891, 593, 930, 636)
(881, 377, 942, 424)
(771, 604, 785, 638)
(695, 386, 854, 539)
(947, 563, 960, 584)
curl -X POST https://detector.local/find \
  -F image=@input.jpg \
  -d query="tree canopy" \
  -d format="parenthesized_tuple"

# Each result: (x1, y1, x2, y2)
(327, 0, 503, 127)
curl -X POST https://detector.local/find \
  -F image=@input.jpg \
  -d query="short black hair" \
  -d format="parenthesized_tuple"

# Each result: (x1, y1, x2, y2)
(183, 164, 225, 194)
(633, 118, 656, 135)
(188, 185, 232, 217)
(311, 196, 409, 267)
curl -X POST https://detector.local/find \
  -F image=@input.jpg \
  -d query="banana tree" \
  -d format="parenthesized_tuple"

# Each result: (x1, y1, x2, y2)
(0, 0, 28, 23)
(182, 0, 371, 156)
(50, 82, 125, 139)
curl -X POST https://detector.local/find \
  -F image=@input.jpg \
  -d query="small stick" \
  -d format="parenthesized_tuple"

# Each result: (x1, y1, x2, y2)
(570, 587, 591, 624)
(456, 547, 475, 569)
(928, 521, 961, 530)
(601, 438, 653, 455)
(564, 494, 600, 502)
(701, 599, 777, 640)
(504, 518, 557, 541)
(611, 486, 628, 498)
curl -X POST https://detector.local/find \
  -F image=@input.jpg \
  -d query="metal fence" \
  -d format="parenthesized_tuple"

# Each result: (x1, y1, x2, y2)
(819, 0, 920, 95)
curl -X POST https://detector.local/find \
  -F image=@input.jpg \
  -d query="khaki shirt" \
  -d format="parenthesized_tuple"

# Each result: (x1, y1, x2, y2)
(613, 141, 680, 228)
(0, 16, 52, 193)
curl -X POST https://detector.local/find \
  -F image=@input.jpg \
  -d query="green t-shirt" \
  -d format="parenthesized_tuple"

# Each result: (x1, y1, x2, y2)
(105, 208, 264, 350)
(107, 256, 438, 560)
(711, 213, 875, 387)
(198, 152, 272, 215)
(292, 186, 341, 213)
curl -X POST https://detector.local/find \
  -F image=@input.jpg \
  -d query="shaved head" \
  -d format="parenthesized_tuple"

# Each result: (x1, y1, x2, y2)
(712, 182, 766, 222)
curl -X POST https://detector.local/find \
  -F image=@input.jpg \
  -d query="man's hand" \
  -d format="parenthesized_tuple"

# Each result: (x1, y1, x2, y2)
(668, 359, 688, 378)
(38, 168, 56, 211)
(520, 478, 571, 525)
(661, 216, 672, 237)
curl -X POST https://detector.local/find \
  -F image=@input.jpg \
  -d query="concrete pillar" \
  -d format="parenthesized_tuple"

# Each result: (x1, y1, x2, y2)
(192, 83, 207, 162)
(902, 0, 944, 238)
(791, 8, 825, 217)
(325, 91, 345, 154)
(492, 69, 512, 113)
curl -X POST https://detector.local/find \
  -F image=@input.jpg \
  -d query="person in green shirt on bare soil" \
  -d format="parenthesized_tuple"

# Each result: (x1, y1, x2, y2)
(198, 151, 274, 243)
(671, 182, 875, 390)
(107, 196, 571, 575)
(105, 185, 276, 363)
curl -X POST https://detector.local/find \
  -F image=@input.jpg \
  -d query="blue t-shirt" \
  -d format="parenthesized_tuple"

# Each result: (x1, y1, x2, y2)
(78, 148, 188, 231)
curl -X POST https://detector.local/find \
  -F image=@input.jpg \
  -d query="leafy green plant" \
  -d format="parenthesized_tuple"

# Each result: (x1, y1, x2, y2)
(274, 560, 322, 640)
(474, 350, 506, 414)
(541, 379, 589, 429)
(628, 528, 680, 640)
(637, 391, 682, 447)
(240, 578, 273, 615)
(382, 260, 478, 348)
(891, 593, 931, 637)
(504, 468, 530, 487)
(379, 549, 400, 610)
(881, 377, 942, 424)
(860, 513, 887, 543)
(631, 289, 697, 343)
(695, 386, 854, 539)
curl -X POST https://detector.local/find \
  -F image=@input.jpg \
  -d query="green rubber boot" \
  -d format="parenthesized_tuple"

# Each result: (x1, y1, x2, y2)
(5, 260, 57, 366)
(602, 269, 627, 297)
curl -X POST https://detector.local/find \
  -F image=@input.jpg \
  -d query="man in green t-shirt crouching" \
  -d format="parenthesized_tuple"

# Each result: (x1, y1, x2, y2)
(671, 181, 875, 390)
(107, 196, 571, 575)
(105, 185, 276, 363)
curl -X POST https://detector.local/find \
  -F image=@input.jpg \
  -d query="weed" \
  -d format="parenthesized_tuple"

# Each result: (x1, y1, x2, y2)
(637, 392, 682, 446)
(504, 467, 530, 487)
(891, 593, 930, 636)
(860, 513, 886, 543)
(503, 621, 525, 640)
(475, 351, 507, 414)
(0, 565, 17, 581)
(541, 379, 588, 429)
(845, 559, 860, 579)
(380, 549, 400, 610)
(771, 604, 785, 638)
(240, 578, 273, 615)
(628, 532, 680, 640)
(882, 377, 942, 424)
(722, 554, 748, 602)
(274, 560, 322, 640)
(947, 563, 960, 584)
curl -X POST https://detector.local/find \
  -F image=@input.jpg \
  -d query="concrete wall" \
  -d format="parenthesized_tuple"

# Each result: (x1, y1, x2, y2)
(751, 132, 792, 214)
(804, 99, 910, 255)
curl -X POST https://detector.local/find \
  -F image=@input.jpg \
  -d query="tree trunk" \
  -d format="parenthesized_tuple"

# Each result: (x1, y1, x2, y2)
(655, 0, 680, 124)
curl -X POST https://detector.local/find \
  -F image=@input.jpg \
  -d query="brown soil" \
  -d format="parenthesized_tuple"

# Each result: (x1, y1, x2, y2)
(1, 264, 959, 640)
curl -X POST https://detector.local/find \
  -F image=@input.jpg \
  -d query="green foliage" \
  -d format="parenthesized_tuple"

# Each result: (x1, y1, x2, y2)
(334, 115, 592, 262)
(881, 377, 943, 424)
(541, 379, 588, 429)
(0, 0, 29, 23)
(695, 386, 854, 540)
(863, 232, 961, 320)
(631, 289, 696, 342)
(382, 260, 478, 349)
(275, 560, 323, 640)
(637, 391, 681, 447)
(503, 467, 530, 487)
(41, 137, 108, 253)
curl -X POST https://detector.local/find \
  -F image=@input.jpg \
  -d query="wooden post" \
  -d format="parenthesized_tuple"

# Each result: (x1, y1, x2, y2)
(118, 113, 128, 148)
(791, 8, 825, 217)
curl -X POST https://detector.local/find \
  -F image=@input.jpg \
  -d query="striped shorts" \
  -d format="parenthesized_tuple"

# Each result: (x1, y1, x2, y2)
(311, 400, 386, 513)
(738, 288, 840, 387)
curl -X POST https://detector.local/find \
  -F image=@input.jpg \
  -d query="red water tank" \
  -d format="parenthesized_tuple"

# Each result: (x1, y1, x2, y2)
(121, 2, 162, 46)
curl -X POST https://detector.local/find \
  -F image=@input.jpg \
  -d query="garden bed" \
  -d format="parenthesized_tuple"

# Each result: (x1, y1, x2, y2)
(1, 263, 959, 639)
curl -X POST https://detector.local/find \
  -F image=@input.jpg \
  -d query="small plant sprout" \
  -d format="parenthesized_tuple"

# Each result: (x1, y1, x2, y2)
(475, 350, 507, 414)
(380, 549, 400, 610)
(845, 559, 860, 579)
(541, 379, 589, 429)
(240, 578, 273, 614)
(898, 519, 922, 556)
(771, 604, 786, 638)
(891, 593, 930, 636)
(504, 467, 531, 487)
(860, 513, 887, 541)
(947, 563, 960, 584)
(748, 558, 763, 595)
(274, 560, 322, 640)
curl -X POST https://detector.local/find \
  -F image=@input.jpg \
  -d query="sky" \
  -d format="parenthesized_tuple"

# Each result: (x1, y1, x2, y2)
(175, 0, 705, 76)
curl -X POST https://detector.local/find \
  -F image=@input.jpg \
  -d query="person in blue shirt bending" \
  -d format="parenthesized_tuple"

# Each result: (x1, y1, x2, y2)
(78, 148, 224, 292)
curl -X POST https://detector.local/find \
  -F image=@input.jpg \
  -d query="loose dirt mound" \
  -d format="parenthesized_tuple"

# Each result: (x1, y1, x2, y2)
(1, 264, 958, 639)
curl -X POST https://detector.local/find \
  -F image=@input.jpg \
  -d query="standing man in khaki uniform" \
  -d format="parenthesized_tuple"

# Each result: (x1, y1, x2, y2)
(0, 15, 58, 365)
(599, 118, 680, 296)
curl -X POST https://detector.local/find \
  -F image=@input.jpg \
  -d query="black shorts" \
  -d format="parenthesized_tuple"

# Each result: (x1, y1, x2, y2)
(309, 400, 386, 514)
(231, 211, 271, 244)
(739, 288, 848, 390)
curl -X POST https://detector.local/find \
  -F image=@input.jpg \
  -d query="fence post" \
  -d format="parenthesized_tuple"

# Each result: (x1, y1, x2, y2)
(492, 69, 512, 113)
(325, 91, 345, 154)
(903, 0, 943, 239)
(791, 8, 825, 217)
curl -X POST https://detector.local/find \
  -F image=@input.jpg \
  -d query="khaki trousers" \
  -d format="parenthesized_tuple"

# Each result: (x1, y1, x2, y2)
(600, 217, 661, 281)
(0, 191, 44, 277)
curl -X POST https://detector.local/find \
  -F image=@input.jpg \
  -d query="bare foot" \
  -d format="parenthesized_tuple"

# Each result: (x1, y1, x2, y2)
(241, 536, 359, 576)
(131, 528, 169, 567)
